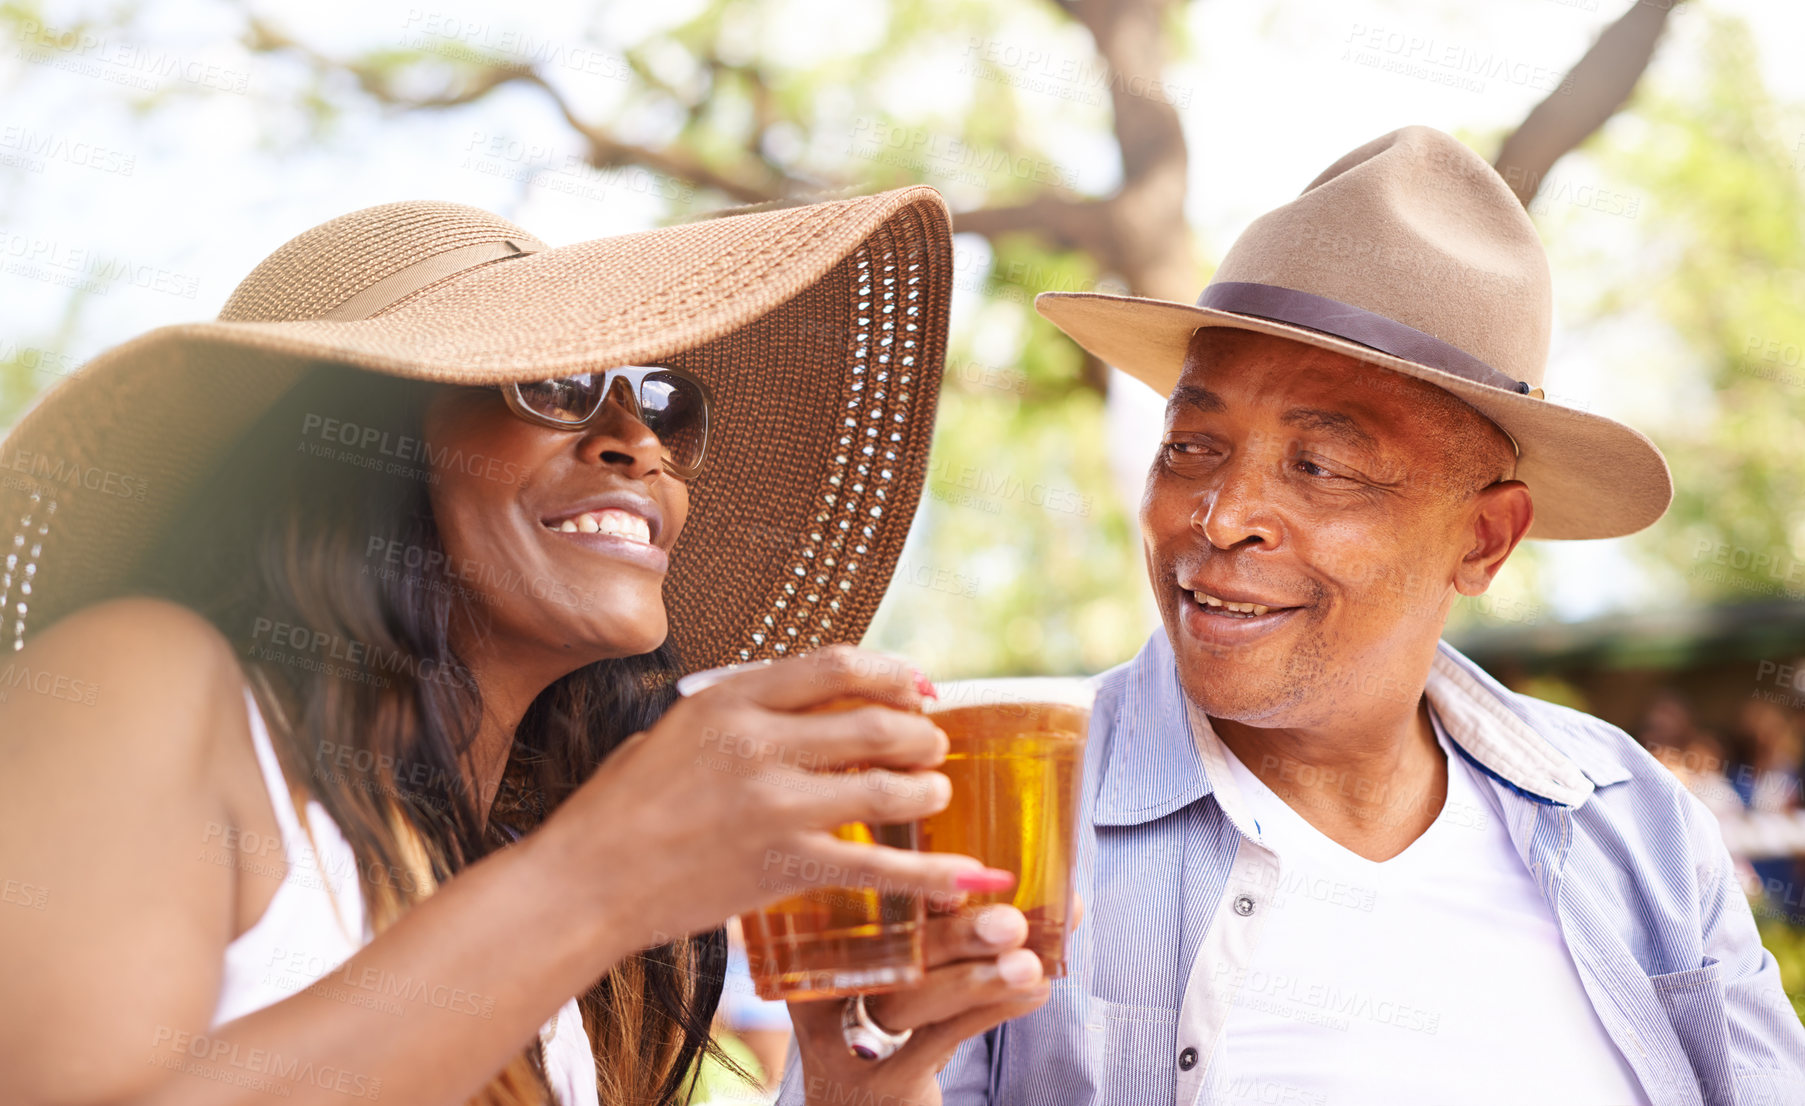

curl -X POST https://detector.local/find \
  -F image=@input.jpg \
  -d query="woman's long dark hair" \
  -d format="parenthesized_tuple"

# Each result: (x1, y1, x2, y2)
(140, 363, 730, 1105)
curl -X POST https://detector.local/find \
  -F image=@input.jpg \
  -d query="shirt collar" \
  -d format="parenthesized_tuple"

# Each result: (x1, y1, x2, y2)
(1422, 640, 1616, 804)
(1092, 630, 1613, 828)
(1092, 630, 1214, 827)
(1425, 639, 1631, 799)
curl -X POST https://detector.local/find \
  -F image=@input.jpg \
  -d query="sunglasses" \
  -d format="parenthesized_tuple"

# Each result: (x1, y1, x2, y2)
(498, 366, 712, 479)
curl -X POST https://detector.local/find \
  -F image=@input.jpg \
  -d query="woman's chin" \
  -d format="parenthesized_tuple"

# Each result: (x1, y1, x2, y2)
(573, 619, 669, 662)
(492, 591, 670, 663)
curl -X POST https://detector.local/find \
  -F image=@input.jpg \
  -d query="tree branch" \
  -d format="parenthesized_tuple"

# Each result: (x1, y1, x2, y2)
(244, 5, 1193, 391)
(1495, 0, 1685, 204)
(243, 17, 810, 206)
(955, 196, 1113, 255)
(516, 72, 799, 204)
(245, 17, 533, 108)
(1059, 0, 1197, 300)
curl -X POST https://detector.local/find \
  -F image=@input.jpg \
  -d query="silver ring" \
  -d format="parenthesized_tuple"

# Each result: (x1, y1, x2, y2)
(840, 994, 913, 1061)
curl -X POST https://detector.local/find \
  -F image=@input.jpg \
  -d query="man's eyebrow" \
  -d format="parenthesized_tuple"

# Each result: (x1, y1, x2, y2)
(1168, 383, 1224, 414)
(1280, 407, 1378, 451)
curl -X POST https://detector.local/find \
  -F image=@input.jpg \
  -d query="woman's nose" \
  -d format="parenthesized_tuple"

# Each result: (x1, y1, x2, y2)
(578, 378, 665, 476)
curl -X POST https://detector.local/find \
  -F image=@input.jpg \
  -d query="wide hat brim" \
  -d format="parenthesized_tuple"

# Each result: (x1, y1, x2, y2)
(0, 186, 953, 669)
(1035, 291, 1672, 540)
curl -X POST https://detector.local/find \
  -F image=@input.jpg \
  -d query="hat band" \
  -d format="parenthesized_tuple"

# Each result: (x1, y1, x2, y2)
(1196, 281, 1540, 397)
(318, 238, 538, 322)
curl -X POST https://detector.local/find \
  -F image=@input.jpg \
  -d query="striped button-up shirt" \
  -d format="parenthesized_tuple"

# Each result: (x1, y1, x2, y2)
(909, 629, 1805, 1105)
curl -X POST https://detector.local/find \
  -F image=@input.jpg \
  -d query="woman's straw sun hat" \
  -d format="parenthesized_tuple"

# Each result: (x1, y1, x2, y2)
(0, 186, 954, 667)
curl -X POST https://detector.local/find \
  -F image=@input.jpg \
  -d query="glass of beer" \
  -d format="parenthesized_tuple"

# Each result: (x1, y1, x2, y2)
(677, 663, 926, 1001)
(920, 678, 1092, 977)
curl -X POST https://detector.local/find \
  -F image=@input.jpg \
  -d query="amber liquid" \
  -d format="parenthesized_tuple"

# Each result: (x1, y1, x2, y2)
(738, 696, 925, 1001)
(920, 701, 1087, 976)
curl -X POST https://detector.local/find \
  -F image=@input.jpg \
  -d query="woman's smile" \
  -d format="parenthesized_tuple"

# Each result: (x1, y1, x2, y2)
(538, 491, 670, 574)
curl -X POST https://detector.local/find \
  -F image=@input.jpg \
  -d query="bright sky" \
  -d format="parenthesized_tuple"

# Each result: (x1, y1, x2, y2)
(3, 0, 1798, 625)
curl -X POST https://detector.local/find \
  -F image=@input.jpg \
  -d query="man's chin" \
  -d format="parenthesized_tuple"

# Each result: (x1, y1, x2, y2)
(1175, 673, 1297, 726)
(1169, 639, 1306, 726)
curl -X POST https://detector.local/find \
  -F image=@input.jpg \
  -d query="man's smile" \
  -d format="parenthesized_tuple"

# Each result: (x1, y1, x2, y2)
(1177, 580, 1305, 646)
(1182, 579, 1303, 619)
(1191, 589, 1272, 617)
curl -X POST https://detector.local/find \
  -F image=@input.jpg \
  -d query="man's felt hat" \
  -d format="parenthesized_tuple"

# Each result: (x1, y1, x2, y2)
(1037, 126, 1671, 540)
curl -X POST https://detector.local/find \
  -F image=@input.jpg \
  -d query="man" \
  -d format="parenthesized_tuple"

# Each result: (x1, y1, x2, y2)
(780, 126, 1805, 1105)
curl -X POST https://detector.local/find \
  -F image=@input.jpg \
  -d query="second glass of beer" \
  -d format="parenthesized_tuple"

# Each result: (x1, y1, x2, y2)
(920, 678, 1092, 977)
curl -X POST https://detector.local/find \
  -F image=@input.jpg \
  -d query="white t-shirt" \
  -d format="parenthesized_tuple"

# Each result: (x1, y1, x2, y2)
(1208, 708, 1651, 1106)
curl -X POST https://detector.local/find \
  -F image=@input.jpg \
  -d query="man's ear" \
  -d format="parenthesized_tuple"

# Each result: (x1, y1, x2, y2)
(1453, 480, 1534, 597)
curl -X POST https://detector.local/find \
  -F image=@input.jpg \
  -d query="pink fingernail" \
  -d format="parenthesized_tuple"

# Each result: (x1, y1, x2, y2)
(913, 671, 938, 699)
(954, 868, 1016, 892)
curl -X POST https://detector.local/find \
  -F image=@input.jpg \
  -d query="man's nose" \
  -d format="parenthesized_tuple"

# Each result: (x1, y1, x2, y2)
(1193, 453, 1282, 550)
(577, 378, 664, 476)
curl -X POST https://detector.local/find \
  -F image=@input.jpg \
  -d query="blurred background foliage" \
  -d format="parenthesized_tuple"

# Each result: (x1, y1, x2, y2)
(10, 0, 1785, 677)
(1577, 16, 1805, 603)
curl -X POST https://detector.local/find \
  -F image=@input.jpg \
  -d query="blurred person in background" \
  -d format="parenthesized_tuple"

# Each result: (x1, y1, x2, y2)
(1640, 690, 1742, 820)
(1733, 697, 1805, 925)
(714, 917, 796, 1098)
(1737, 698, 1804, 816)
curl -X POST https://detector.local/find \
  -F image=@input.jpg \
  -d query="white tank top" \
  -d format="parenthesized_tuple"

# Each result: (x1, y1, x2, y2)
(212, 686, 600, 1106)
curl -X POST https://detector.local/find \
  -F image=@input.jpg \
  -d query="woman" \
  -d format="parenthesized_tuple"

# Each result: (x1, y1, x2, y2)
(0, 189, 1045, 1105)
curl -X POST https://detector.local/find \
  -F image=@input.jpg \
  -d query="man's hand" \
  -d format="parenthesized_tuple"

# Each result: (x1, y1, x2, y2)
(788, 897, 1083, 1105)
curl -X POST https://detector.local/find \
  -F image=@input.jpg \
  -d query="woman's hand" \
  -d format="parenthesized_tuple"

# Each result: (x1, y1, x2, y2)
(787, 901, 1064, 1105)
(540, 645, 1012, 949)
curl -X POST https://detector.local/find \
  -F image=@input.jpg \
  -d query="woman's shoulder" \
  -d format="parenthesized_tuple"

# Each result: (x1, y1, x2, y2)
(42, 593, 226, 631)
(25, 594, 242, 673)
(0, 601, 276, 1095)
(1, 595, 250, 757)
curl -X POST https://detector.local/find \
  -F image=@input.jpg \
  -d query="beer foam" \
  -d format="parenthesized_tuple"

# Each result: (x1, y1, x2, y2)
(927, 677, 1097, 712)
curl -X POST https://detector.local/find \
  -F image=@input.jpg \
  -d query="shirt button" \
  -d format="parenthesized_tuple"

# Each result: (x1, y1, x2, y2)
(1178, 1046, 1198, 1071)
(1233, 894, 1256, 916)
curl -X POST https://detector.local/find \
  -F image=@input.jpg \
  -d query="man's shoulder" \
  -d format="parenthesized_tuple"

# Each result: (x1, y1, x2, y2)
(1437, 642, 1702, 826)
(1509, 692, 1660, 776)
(1511, 692, 1648, 765)
(1505, 689, 1714, 835)
(1438, 642, 1670, 790)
